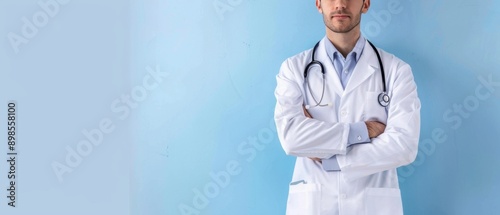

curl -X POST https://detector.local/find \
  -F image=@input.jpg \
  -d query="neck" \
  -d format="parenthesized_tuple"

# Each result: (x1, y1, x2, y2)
(326, 28, 361, 58)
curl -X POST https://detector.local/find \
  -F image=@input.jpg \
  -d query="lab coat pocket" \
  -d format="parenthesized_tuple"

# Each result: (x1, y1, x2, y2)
(363, 92, 388, 124)
(286, 182, 321, 215)
(364, 188, 403, 215)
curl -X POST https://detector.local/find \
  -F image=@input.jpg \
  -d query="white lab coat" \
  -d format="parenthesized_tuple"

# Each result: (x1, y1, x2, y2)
(274, 37, 421, 215)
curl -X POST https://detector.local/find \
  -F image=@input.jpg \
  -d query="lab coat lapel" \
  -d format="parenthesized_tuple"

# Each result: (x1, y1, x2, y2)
(344, 40, 378, 95)
(317, 38, 344, 97)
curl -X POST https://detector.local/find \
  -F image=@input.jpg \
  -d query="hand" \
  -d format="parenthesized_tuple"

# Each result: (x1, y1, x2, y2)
(309, 157, 322, 163)
(365, 121, 386, 138)
(302, 105, 312, 118)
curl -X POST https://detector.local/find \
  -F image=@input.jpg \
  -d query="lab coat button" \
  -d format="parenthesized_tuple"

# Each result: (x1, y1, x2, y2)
(341, 111, 347, 116)
(340, 194, 347, 199)
(357, 135, 362, 141)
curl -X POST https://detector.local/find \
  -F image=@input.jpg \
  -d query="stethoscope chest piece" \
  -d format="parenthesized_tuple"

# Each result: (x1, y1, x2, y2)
(378, 92, 390, 107)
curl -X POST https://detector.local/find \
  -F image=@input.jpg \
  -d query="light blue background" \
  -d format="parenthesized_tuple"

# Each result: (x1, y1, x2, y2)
(0, 0, 130, 214)
(1, 0, 500, 215)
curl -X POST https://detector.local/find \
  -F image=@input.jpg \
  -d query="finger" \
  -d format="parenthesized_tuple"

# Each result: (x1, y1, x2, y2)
(308, 157, 322, 163)
(302, 105, 313, 118)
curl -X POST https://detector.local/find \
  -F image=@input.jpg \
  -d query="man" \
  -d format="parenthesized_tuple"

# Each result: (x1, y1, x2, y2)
(274, 0, 420, 214)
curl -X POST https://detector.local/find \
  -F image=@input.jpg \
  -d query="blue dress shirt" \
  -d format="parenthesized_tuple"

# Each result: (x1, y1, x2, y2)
(321, 36, 371, 171)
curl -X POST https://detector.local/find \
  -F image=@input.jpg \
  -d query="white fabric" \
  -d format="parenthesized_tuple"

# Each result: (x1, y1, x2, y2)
(275, 37, 421, 215)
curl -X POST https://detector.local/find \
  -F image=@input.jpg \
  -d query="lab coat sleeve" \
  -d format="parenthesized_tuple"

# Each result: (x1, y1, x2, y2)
(337, 63, 421, 181)
(322, 122, 369, 170)
(274, 59, 350, 159)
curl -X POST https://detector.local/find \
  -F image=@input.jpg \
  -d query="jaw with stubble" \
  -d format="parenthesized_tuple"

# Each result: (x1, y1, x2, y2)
(322, 9, 362, 34)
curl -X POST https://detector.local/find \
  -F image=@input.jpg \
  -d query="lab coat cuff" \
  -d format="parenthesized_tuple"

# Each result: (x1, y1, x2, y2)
(347, 122, 370, 146)
(322, 156, 341, 171)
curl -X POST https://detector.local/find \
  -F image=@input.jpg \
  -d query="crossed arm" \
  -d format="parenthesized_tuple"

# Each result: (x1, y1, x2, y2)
(303, 105, 386, 163)
(275, 59, 420, 181)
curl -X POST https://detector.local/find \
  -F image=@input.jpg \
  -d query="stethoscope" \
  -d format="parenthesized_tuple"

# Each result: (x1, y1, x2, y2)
(304, 40, 390, 109)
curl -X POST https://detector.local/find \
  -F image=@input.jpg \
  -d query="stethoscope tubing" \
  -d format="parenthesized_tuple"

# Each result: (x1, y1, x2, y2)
(303, 39, 390, 108)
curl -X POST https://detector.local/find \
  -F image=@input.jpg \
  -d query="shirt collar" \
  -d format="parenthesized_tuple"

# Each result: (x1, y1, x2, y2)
(325, 35, 366, 63)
